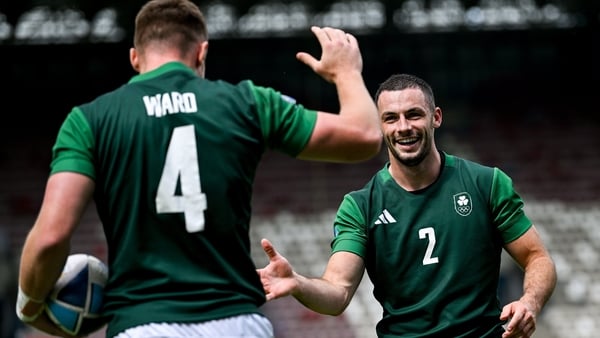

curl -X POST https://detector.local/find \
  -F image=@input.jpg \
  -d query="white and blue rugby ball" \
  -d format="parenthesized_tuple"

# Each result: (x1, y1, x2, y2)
(46, 253, 109, 336)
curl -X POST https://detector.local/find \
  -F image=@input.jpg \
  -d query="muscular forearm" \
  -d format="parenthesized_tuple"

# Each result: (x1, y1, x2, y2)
(520, 255, 557, 314)
(19, 223, 70, 300)
(335, 71, 381, 153)
(292, 273, 351, 316)
(17, 220, 71, 334)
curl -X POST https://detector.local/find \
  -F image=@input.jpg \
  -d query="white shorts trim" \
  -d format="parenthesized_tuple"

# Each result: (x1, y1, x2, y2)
(113, 313, 274, 338)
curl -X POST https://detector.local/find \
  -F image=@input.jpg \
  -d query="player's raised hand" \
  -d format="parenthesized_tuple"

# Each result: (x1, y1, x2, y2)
(296, 26, 363, 84)
(256, 238, 298, 301)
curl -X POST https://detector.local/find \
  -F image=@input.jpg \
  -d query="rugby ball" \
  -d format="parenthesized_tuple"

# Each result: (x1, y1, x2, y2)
(46, 253, 109, 336)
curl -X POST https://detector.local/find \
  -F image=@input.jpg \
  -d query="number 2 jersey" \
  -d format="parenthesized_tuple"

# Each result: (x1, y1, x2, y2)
(49, 62, 318, 337)
(332, 152, 532, 338)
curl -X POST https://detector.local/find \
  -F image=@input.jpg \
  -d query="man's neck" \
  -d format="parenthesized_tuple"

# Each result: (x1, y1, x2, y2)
(388, 148, 442, 192)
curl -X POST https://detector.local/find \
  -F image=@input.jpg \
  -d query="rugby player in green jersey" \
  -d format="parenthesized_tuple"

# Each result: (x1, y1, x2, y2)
(258, 73, 557, 338)
(15, 0, 382, 337)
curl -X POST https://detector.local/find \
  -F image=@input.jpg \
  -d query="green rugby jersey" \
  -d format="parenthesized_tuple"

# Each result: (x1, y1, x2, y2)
(50, 62, 317, 337)
(332, 152, 532, 338)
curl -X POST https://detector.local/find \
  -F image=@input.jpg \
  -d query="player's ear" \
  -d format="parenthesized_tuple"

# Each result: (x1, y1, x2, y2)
(433, 107, 442, 128)
(195, 41, 209, 77)
(129, 47, 140, 73)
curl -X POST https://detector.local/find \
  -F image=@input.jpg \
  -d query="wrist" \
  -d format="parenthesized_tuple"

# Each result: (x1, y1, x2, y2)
(16, 286, 45, 323)
(334, 70, 363, 84)
(519, 294, 540, 314)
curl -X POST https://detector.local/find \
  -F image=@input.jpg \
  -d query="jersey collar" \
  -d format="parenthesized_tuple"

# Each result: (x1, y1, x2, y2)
(128, 61, 196, 84)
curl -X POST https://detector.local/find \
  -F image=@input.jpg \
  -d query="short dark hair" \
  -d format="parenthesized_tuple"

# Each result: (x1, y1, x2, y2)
(134, 0, 207, 55)
(375, 74, 436, 112)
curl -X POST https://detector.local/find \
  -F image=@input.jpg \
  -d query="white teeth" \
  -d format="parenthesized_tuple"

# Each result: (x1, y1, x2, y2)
(397, 138, 417, 145)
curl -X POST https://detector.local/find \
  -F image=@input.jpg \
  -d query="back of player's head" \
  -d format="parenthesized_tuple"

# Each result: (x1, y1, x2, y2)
(134, 0, 208, 56)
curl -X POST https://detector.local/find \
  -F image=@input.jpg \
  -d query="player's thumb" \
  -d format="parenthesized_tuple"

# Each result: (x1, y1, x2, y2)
(261, 238, 279, 261)
(499, 304, 512, 321)
(296, 52, 319, 71)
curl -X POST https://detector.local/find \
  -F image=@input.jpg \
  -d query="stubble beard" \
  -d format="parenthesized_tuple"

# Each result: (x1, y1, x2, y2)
(386, 136, 431, 167)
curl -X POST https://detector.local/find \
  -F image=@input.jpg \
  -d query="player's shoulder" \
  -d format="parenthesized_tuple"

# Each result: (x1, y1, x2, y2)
(443, 152, 503, 194)
(444, 152, 496, 174)
(345, 164, 388, 198)
(74, 83, 130, 117)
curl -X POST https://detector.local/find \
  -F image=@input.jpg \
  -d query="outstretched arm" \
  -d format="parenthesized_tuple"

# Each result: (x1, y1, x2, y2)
(257, 238, 365, 315)
(500, 225, 557, 338)
(296, 26, 381, 163)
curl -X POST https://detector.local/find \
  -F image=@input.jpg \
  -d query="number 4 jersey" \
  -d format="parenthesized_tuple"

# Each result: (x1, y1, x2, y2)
(331, 152, 532, 338)
(49, 62, 317, 337)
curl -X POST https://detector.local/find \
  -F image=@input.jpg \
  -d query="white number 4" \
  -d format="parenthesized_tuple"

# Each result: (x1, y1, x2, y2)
(419, 227, 439, 265)
(155, 125, 207, 233)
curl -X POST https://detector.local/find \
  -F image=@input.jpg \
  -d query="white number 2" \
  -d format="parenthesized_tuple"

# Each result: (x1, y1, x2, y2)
(155, 125, 207, 233)
(418, 227, 439, 265)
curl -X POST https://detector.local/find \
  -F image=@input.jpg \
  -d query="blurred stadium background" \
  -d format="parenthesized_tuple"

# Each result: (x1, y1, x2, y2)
(0, 1, 598, 337)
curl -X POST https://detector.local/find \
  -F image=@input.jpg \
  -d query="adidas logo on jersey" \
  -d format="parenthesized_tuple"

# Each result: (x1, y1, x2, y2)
(374, 209, 397, 225)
